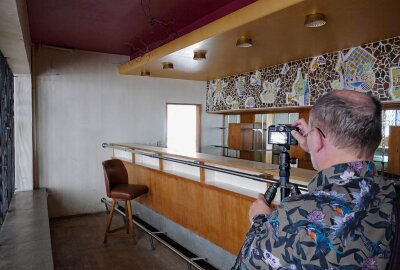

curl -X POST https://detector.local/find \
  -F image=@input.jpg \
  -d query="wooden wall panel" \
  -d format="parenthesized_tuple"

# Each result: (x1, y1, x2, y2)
(228, 123, 241, 150)
(387, 126, 400, 175)
(240, 113, 255, 160)
(124, 162, 253, 254)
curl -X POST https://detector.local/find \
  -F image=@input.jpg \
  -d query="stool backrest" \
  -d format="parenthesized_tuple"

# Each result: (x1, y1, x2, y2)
(102, 159, 129, 197)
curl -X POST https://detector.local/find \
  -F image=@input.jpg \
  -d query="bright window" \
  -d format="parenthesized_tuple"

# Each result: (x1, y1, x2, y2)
(167, 104, 200, 152)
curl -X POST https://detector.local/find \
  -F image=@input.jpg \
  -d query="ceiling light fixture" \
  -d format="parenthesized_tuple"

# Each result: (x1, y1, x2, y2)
(140, 70, 150, 76)
(236, 36, 253, 48)
(304, 13, 326, 28)
(193, 50, 207, 61)
(162, 62, 174, 69)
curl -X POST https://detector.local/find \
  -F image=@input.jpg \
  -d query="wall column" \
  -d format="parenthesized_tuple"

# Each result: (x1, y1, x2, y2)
(14, 75, 33, 191)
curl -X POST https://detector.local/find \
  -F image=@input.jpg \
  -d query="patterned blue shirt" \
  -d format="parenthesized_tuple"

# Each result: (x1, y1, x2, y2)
(233, 161, 396, 270)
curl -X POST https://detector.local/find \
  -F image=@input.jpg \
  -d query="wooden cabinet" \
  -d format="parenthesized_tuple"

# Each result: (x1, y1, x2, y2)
(227, 113, 259, 160)
(387, 126, 400, 175)
(226, 109, 313, 167)
(227, 123, 263, 151)
(227, 123, 241, 150)
(289, 144, 309, 160)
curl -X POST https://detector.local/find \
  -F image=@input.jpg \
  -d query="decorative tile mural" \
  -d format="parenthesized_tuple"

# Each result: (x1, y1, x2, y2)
(206, 36, 400, 112)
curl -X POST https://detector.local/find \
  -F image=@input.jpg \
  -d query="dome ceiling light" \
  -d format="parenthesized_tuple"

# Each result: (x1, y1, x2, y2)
(236, 36, 253, 48)
(304, 13, 326, 28)
(193, 50, 207, 61)
(162, 62, 174, 69)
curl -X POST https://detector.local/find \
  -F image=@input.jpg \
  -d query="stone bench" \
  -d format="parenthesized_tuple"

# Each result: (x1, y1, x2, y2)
(0, 189, 54, 269)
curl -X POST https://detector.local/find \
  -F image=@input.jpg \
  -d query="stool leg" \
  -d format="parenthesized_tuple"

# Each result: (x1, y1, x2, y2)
(127, 200, 137, 243)
(104, 199, 116, 244)
(124, 200, 129, 234)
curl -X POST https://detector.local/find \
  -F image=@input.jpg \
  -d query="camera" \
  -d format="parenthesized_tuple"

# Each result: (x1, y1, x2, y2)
(267, 124, 299, 145)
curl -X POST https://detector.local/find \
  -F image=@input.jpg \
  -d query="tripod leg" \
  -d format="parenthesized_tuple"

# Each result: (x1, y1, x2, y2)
(264, 184, 278, 205)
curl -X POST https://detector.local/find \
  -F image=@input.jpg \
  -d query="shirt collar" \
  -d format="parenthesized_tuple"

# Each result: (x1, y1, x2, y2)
(308, 161, 376, 192)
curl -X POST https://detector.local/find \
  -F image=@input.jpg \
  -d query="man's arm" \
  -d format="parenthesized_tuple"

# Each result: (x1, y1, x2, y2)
(248, 193, 273, 222)
(233, 192, 339, 270)
(233, 201, 294, 269)
(233, 195, 309, 270)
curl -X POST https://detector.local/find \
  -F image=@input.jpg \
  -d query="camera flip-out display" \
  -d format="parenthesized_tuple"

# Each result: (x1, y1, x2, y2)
(267, 124, 299, 145)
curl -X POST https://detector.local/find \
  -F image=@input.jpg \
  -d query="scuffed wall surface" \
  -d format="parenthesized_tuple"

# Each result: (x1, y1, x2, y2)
(34, 46, 222, 217)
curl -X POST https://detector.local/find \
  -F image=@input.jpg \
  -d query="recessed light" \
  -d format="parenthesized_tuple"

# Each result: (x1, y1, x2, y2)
(162, 62, 174, 69)
(140, 70, 150, 76)
(236, 36, 252, 48)
(193, 50, 207, 61)
(304, 13, 326, 28)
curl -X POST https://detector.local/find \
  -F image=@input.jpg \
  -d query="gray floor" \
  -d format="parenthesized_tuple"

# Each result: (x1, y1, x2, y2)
(50, 212, 188, 270)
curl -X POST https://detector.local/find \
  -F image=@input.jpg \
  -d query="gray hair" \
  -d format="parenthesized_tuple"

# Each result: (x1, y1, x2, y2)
(310, 90, 382, 158)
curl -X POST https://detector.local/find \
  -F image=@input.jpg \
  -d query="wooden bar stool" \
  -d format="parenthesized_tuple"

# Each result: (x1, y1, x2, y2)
(102, 159, 148, 243)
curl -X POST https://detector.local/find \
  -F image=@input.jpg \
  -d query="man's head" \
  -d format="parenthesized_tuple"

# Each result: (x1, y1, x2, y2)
(307, 90, 382, 170)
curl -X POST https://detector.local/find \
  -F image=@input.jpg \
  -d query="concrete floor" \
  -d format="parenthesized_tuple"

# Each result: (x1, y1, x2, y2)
(50, 212, 189, 270)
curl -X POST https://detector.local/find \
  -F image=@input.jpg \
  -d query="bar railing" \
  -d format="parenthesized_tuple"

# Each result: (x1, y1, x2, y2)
(102, 142, 308, 192)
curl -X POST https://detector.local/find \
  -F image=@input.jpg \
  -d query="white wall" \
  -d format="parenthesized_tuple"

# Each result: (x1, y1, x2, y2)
(14, 75, 33, 191)
(34, 46, 222, 217)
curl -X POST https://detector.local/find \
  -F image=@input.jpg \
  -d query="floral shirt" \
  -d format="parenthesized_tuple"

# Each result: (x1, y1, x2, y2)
(233, 161, 396, 270)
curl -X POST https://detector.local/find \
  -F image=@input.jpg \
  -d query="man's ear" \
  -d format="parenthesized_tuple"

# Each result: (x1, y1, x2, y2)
(314, 131, 324, 153)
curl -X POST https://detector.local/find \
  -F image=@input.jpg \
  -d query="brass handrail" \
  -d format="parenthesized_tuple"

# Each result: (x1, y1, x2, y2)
(102, 142, 308, 191)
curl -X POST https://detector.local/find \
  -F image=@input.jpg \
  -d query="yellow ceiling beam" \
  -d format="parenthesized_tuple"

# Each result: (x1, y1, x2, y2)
(118, 0, 304, 75)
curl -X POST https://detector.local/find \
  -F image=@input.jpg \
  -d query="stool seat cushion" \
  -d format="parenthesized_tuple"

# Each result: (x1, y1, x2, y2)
(110, 184, 149, 200)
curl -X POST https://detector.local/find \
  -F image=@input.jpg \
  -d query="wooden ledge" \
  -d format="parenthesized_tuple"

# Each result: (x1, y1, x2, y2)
(118, 0, 303, 77)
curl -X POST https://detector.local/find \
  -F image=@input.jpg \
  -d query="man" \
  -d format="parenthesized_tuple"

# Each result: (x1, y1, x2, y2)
(233, 90, 396, 269)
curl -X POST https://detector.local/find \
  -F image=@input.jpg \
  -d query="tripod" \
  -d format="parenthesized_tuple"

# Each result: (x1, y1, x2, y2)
(232, 145, 302, 270)
(232, 145, 302, 269)
(264, 145, 301, 204)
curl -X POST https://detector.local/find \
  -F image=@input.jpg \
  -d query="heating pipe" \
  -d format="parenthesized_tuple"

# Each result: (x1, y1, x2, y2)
(100, 198, 206, 270)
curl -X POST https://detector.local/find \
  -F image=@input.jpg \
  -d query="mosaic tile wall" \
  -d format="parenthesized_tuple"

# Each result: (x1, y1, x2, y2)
(206, 36, 400, 112)
(0, 50, 15, 227)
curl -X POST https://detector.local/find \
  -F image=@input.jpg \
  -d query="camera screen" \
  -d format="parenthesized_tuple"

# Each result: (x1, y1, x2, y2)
(269, 132, 288, 144)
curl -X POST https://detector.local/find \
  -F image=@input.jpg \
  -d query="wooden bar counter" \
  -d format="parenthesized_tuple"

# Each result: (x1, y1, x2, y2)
(109, 143, 316, 255)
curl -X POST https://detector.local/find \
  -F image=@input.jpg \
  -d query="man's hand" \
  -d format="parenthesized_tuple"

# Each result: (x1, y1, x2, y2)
(249, 193, 273, 223)
(291, 118, 310, 153)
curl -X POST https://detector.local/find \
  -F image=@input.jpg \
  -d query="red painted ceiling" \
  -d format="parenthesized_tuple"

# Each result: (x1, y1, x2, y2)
(26, 0, 256, 59)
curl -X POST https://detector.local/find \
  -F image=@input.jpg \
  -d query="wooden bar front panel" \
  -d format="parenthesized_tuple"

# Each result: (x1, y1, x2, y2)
(124, 161, 253, 254)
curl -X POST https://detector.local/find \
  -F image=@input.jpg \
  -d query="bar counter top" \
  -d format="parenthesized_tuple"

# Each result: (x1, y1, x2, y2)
(109, 143, 316, 183)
